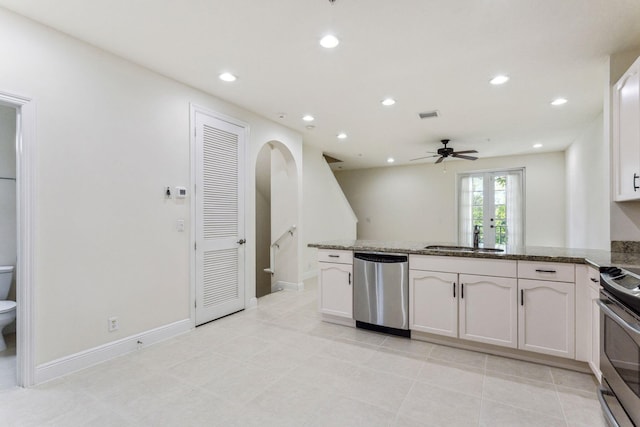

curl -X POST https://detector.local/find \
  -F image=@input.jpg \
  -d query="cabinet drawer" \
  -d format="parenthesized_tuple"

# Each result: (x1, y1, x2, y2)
(518, 261, 574, 282)
(318, 249, 353, 265)
(409, 255, 517, 278)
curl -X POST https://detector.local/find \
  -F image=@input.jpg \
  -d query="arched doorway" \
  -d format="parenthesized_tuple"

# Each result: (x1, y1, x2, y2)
(255, 141, 299, 298)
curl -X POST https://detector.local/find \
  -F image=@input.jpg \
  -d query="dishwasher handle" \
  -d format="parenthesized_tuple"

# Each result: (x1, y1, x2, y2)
(354, 252, 408, 263)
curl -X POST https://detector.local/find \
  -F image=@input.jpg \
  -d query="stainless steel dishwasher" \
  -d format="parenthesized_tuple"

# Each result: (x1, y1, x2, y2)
(353, 252, 410, 337)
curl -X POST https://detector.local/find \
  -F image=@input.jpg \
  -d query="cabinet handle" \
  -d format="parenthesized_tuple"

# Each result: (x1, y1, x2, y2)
(521, 289, 524, 306)
(461, 283, 464, 299)
(535, 269, 556, 273)
(453, 282, 456, 298)
(635, 173, 640, 192)
(590, 278, 599, 283)
(328, 254, 340, 258)
(348, 272, 351, 285)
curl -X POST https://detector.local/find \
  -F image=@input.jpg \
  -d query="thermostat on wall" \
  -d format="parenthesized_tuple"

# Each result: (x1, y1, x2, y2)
(175, 186, 187, 199)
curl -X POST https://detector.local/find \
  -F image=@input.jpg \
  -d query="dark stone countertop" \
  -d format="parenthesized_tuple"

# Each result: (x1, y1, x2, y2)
(308, 240, 640, 269)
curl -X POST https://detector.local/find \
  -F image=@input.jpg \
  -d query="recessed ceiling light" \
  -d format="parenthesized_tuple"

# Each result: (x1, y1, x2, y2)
(302, 115, 315, 122)
(219, 72, 237, 82)
(381, 98, 396, 106)
(533, 143, 543, 148)
(337, 132, 347, 140)
(320, 34, 340, 49)
(490, 75, 509, 85)
(387, 157, 395, 163)
(551, 98, 568, 106)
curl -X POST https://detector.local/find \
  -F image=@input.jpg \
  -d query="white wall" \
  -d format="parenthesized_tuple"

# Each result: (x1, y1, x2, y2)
(0, 104, 16, 300)
(255, 146, 271, 298)
(335, 152, 566, 247)
(565, 113, 610, 249)
(302, 145, 358, 275)
(608, 48, 640, 242)
(0, 8, 302, 365)
(270, 142, 298, 287)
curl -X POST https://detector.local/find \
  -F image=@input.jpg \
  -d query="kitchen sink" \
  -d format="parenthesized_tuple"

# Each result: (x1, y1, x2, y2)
(424, 245, 475, 252)
(424, 245, 504, 253)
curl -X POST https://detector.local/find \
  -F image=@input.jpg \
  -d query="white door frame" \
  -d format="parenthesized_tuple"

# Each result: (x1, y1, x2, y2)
(0, 90, 36, 387)
(189, 104, 252, 326)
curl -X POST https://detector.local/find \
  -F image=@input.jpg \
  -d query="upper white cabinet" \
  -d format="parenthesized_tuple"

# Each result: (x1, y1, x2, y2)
(613, 55, 640, 201)
(318, 249, 353, 320)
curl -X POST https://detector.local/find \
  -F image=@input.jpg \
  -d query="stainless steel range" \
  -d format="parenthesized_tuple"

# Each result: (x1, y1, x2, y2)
(598, 266, 640, 427)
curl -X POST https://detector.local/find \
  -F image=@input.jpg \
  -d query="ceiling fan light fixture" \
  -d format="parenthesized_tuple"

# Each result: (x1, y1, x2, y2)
(490, 75, 509, 85)
(320, 34, 340, 48)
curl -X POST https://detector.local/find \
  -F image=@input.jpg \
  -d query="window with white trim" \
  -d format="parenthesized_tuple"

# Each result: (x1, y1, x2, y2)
(458, 168, 525, 248)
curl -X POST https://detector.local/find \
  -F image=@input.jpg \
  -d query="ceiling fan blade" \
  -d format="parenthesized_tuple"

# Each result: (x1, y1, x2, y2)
(410, 155, 439, 161)
(435, 156, 445, 164)
(452, 150, 478, 154)
(452, 153, 478, 161)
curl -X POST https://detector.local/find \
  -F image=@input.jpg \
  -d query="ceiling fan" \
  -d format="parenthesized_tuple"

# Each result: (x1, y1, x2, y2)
(410, 139, 479, 164)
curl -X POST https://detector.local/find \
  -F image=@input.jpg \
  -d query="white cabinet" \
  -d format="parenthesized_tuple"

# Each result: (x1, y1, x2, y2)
(409, 270, 458, 337)
(612, 55, 640, 201)
(459, 274, 518, 348)
(318, 250, 353, 320)
(518, 278, 575, 358)
(589, 283, 601, 382)
(409, 255, 517, 349)
(575, 265, 601, 380)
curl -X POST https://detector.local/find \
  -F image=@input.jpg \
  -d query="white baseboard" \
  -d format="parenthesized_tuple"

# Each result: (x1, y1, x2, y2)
(272, 281, 304, 292)
(302, 269, 318, 281)
(246, 297, 258, 309)
(34, 318, 192, 385)
(321, 313, 356, 327)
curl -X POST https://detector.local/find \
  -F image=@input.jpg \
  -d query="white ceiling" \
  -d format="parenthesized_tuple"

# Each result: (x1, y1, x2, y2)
(1, 0, 640, 169)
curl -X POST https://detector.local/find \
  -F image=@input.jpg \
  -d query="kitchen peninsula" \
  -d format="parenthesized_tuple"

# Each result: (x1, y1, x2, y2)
(308, 240, 640, 378)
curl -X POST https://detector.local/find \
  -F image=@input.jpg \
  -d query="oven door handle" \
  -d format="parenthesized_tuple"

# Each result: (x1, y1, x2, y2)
(597, 387, 621, 427)
(597, 300, 640, 337)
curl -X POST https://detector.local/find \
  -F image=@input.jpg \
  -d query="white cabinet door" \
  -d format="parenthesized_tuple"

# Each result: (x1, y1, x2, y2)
(518, 279, 575, 358)
(318, 262, 353, 318)
(459, 274, 518, 348)
(613, 56, 640, 201)
(409, 270, 458, 337)
(589, 284, 602, 382)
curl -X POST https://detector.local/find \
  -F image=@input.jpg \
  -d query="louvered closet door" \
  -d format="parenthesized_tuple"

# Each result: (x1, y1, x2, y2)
(195, 112, 245, 325)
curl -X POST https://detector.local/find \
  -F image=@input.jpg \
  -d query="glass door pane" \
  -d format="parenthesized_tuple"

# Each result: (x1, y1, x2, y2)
(493, 175, 507, 247)
(471, 176, 484, 244)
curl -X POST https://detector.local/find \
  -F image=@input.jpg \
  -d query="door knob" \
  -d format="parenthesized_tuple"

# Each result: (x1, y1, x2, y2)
(237, 239, 246, 245)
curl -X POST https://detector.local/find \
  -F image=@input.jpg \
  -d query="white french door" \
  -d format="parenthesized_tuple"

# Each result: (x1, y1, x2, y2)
(194, 110, 246, 325)
(459, 169, 524, 248)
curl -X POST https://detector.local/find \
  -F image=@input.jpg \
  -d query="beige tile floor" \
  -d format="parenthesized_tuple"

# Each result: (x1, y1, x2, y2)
(0, 279, 606, 426)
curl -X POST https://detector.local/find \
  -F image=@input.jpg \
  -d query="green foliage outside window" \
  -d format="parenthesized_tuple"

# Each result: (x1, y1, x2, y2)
(470, 175, 508, 246)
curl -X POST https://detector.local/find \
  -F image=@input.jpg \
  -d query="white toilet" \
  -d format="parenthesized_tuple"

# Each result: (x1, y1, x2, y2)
(0, 265, 16, 352)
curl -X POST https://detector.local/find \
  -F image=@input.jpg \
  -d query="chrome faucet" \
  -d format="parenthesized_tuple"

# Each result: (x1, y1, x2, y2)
(473, 225, 480, 249)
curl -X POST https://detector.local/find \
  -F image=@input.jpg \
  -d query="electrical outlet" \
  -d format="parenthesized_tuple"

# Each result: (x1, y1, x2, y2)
(108, 316, 119, 332)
